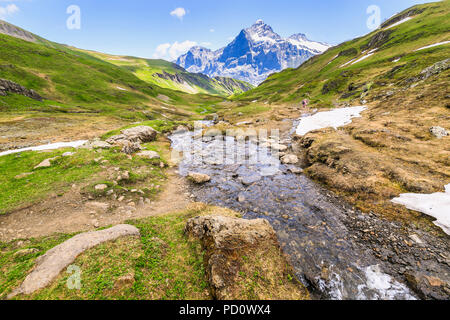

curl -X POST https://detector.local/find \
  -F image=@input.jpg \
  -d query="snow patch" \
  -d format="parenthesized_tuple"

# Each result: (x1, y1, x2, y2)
(295, 106, 366, 136)
(392, 184, 450, 235)
(0, 141, 88, 157)
(384, 17, 413, 30)
(351, 52, 375, 65)
(414, 41, 450, 52)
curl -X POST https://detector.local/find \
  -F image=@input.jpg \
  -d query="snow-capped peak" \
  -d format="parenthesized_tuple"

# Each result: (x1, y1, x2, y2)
(246, 20, 281, 43)
(176, 21, 331, 85)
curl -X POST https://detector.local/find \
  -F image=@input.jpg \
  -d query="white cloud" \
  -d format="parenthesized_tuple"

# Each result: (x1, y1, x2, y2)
(0, 3, 19, 19)
(153, 40, 197, 61)
(209, 28, 215, 33)
(170, 7, 186, 20)
(201, 42, 212, 47)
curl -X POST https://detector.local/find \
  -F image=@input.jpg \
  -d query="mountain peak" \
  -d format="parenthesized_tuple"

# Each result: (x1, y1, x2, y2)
(188, 46, 211, 53)
(245, 20, 281, 43)
(176, 21, 330, 85)
(289, 33, 308, 41)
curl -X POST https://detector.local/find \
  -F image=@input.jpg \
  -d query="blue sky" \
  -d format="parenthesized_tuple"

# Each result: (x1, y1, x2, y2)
(0, 0, 437, 60)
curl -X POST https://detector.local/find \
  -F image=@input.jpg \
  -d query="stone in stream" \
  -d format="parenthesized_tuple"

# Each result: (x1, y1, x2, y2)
(173, 125, 189, 135)
(8, 225, 140, 298)
(287, 166, 303, 174)
(271, 143, 288, 152)
(240, 173, 262, 186)
(238, 193, 246, 203)
(188, 172, 211, 184)
(281, 154, 299, 164)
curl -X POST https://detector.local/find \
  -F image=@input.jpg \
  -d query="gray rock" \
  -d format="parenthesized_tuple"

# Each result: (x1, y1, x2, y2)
(241, 173, 262, 185)
(420, 58, 450, 80)
(80, 140, 111, 150)
(271, 143, 288, 152)
(136, 150, 160, 160)
(281, 154, 299, 164)
(287, 166, 303, 174)
(120, 140, 142, 154)
(0, 78, 43, 101)
(188, 172, 211, 184)
(94, 184, 108, 191)
(8, 225, 140, 298)
(173, 125, 189, 134)
(121, 126, 157, 143)
(34, 157, 57, 169)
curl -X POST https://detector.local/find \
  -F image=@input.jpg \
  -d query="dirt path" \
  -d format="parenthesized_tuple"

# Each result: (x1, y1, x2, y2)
(0, 169, 191, 242)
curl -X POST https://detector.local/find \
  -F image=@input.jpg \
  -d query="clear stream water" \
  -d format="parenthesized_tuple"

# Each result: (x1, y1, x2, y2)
(169, 123, 417, 300)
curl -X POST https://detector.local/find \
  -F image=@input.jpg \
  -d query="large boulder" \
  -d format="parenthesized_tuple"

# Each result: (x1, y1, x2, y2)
(105, 126, 157, 154)
(184, 215, 308, 300)
(121, 126, 157, 143)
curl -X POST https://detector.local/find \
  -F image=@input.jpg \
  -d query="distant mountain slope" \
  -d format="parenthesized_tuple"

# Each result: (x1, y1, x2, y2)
(176, 20, 331, 85)
(0, 20, 224, 121)
(77, 50, 253, 96)
(236, 2, 449, 106)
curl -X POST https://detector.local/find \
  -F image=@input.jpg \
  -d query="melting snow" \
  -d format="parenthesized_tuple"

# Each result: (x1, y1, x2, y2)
(0, 141, 88, 157)
(296, 106, 366, 136)
(414, 41, 450, 52)
(288, 38, 330, 53)
(384, 17, 413, 30)
(392, 184, 450, 235)
(116, 86, 127, 91)
(327, 54, 339, 65)
(351, 52, 375, 65)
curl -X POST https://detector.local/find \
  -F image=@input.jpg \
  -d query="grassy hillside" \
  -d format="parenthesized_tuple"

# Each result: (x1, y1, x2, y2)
(0, 24, 226, 122)
(236, 1, 449, 107)
(78, 49, 253, 96)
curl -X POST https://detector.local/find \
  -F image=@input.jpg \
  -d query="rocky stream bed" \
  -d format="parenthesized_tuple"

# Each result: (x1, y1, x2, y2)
(169, 121, 450, 300)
